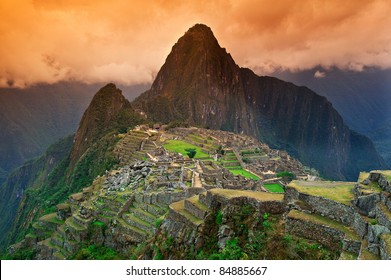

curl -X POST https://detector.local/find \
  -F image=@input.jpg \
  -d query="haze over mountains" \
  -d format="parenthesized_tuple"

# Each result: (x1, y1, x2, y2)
(0, 82, 148, 184)
(273, 68, 391, 166)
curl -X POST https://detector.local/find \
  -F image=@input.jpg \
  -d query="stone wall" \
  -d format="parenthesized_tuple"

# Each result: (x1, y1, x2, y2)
(375, 203, 391, 230)
(205, 191, 285, 214)
(286, 214, 361, 254)
(285, 186, 356, 226)
(370, 172, 391, 193)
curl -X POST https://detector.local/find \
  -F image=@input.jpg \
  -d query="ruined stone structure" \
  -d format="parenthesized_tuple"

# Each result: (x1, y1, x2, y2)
(9, 128, 390, 260)
(285, 171, 391, 259)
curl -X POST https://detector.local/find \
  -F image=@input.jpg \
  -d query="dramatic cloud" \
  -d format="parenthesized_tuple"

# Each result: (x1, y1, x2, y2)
(0, 0, 390, 87)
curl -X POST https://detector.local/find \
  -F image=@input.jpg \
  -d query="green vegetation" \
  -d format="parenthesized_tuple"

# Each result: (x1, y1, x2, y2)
(155, 218, 163, 228)
(2, 126, 141, 251)
(163, 140, 210, 159)
(92, 221, 106, 227)
(209, 238, 248, 260)
(229, 168, 260, 180)
(215, 210, 223, 225)
(194, 205, 337, 260)
(73, 245, 122, 260)
(288, 181, 355, 205)
(264, 183, 284, 193)
(185, 148, 197, 159)
(277, 171, 295, 180)
(115, 198, 338, 260)
(2, 248, 37, 260)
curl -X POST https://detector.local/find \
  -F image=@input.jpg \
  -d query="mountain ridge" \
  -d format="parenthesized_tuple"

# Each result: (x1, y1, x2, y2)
(133, 24, 386, 180)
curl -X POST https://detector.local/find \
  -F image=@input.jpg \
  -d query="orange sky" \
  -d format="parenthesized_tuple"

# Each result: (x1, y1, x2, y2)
(0, 0, 390, 87)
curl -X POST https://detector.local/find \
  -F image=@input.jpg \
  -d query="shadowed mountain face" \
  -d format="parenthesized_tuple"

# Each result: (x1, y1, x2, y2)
(134, 24, 386, 180)
(272, 68, 391, 166)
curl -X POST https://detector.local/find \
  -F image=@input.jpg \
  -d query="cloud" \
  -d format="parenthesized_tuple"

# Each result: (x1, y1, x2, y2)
(314, 70, 326, 78)
(0, 0, 390, 87)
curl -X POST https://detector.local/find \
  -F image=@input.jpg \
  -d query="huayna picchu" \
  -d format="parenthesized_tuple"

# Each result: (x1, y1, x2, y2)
(1, 24, 389, 260)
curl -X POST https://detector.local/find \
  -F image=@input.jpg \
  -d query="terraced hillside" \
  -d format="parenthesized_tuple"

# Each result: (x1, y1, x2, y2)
(6, 127, 391, 260)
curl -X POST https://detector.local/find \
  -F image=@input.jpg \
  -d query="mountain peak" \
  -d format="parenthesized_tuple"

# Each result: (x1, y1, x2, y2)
(174, 23, 225, 55)
(146, 23, 239, 97)
(69, 83, 130, 167)
(184, 23, 214, 38)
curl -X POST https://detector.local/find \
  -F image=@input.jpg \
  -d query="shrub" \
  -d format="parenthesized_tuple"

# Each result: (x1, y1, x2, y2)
(185, 148, 197, 159)
(215, 210, 223, 225)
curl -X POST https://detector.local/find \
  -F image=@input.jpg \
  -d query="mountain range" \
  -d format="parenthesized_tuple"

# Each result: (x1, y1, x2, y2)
(0, 23, 388, 254)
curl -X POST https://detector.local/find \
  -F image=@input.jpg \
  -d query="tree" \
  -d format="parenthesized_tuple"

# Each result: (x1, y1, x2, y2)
(185, 148, 197, 159)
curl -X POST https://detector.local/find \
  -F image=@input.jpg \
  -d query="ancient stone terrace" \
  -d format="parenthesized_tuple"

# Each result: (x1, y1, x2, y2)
(162, 188, 285, 247)
(285, 171, 391, 260)
(114, 129, 158, 164)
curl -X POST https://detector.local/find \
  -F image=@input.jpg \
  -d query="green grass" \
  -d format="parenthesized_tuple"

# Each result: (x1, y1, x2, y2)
(163, 140, 210, 159)
(288, 181, 355, 205)
(264, 183, 284, 193)
(229, 168, 260, 180)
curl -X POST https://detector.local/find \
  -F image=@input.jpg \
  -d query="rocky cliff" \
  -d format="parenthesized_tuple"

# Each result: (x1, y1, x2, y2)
(133, 24, 386, 180)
